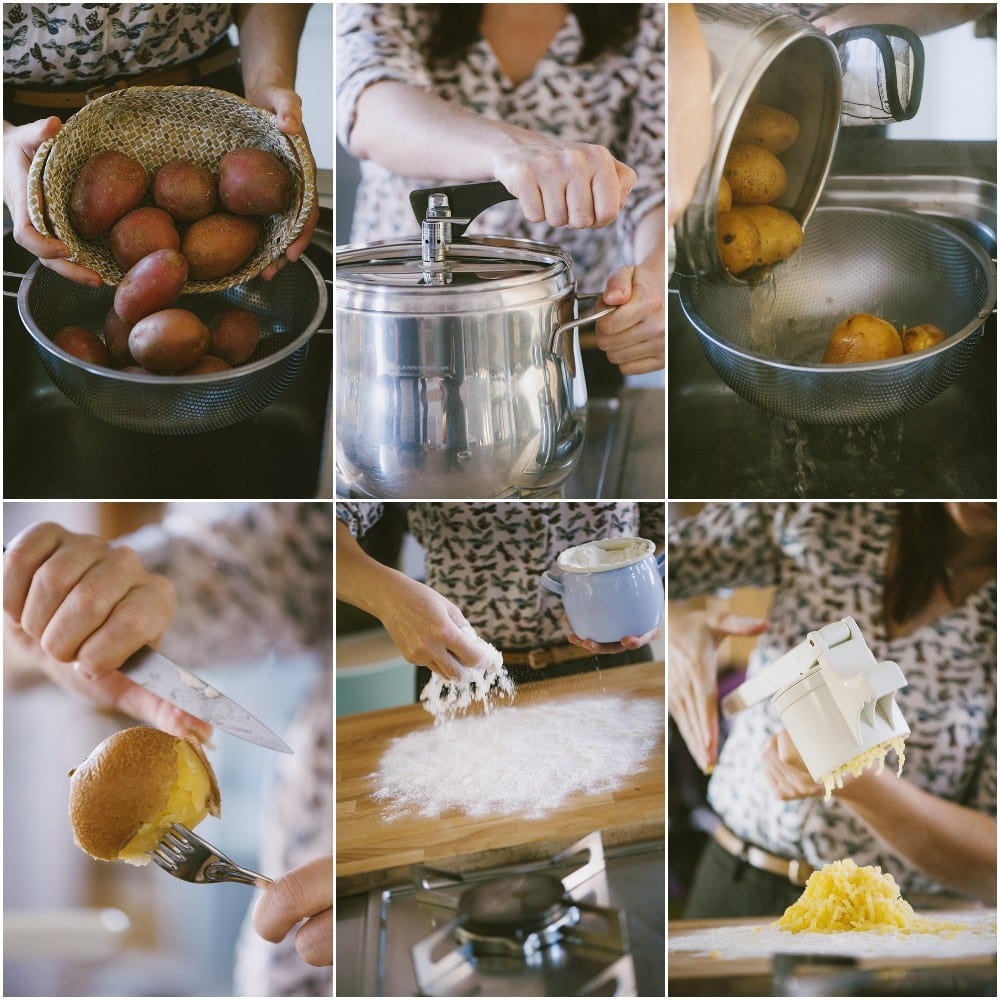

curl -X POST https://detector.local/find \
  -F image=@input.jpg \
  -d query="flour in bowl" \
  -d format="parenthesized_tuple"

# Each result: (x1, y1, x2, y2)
(559, 537, 653, 571)
(374, 694, 663, 819)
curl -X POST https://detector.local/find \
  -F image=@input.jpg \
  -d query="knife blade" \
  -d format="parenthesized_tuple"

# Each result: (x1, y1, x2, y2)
(120, 646, 292, 753)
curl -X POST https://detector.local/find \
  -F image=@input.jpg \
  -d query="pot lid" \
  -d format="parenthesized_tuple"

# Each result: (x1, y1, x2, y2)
(337, 237, 566, 288)
(337, 235, 575, 313)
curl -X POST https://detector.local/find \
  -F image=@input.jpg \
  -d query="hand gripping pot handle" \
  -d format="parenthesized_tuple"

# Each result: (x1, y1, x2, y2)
(550, 293, 617, 353)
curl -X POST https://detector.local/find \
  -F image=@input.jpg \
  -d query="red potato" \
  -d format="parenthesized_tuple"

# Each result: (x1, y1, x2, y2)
(68, 150, 148, 240)
(103, 308, 136, 367)
(109, 207, 180, 271)
(181, 214, 261, 280)
(218, 148, 294, 215)
(128, 308, 210, 373)
(53, 325, 111, 367)
(183, 355, 232, 374)
(153, 159, 218, 223)
(114, 249, 189, 324)
(209, 306, 261, 365)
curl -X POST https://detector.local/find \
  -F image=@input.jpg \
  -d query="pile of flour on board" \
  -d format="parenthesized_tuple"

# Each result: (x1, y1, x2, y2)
(419, 626, 515, 723)
(374, 694, 663, 819)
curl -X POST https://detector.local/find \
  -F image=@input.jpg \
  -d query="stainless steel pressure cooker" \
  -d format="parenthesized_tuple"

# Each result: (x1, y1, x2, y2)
(336, 182, 614, 499)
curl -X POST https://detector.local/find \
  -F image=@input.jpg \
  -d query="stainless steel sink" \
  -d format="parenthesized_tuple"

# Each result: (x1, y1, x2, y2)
(3, 219, 333, 499)
(669, 175, 997, 499)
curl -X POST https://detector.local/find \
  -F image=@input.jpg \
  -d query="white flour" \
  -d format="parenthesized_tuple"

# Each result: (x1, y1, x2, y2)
(373, 694, 663, 820)
(668, 911, 997, 963)
(418, 629, 515, 723)
(559, 537, 652, 570)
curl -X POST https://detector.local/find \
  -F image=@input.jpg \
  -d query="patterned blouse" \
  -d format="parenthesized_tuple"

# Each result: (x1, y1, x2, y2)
(668, 503, 997, 895)
(3, 3, 231, 85)
(336, 3, 665, 288)
(338, 502, 666, 648)
(126, 502, 333, 998)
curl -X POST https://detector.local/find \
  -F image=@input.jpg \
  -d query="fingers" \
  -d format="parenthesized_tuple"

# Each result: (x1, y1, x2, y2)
(3, 524, 176, 679)
(260, 181, 319, 281)
(707, 612, 770, 639)
(253, 856, 333, 959)
(601, 265, 634, 307)
(495, 140, 635, 229)
(102, 672, 213, 740)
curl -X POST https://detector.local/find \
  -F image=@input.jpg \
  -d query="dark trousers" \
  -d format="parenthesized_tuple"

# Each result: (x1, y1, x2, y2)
(683, 837, 803, 919)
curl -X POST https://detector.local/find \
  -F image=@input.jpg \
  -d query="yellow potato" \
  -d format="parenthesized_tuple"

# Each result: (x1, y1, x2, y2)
(717, 210, 761, 275)
(902, 323, 947, 353)
(822, 314, 903, 364)
(724, 144, 788, 204)
(734, 104, 801, 153)
(737, 205, 803, 266)
(717, 175, 733, 214)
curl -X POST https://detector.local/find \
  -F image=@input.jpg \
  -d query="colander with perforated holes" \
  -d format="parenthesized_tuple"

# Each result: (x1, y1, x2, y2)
(16, 255, 327, 435)
(677, 207, 996, 424)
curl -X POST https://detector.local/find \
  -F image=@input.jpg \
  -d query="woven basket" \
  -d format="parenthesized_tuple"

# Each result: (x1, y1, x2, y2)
(27, 85, 316, 293)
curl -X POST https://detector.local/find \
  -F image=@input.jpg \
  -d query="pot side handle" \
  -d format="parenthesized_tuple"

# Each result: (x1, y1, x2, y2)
(540, 570, 564, 597)
(550, 293, 618, 352)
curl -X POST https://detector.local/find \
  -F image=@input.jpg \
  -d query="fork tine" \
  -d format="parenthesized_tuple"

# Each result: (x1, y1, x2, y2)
(150, 848, 179, 871)
(156, 840, 186, 863)
(164, 829, 195, 855)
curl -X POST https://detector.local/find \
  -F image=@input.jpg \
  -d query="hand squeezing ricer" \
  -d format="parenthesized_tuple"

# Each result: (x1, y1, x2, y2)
(721, 617, 909, 785)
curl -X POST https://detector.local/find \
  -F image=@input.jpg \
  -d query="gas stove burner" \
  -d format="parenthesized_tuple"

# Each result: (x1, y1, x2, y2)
(410, 832, 638, 996)
(455, 873, 580, 956)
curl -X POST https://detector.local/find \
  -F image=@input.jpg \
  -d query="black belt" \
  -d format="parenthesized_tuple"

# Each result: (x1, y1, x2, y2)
(5, 40, 240, 109)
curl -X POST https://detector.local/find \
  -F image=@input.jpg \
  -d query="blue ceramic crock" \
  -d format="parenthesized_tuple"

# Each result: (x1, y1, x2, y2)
(541, 537, 666, 643)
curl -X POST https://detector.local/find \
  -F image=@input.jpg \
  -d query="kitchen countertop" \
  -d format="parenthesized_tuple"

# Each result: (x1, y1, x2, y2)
(336, 660, 664, 895)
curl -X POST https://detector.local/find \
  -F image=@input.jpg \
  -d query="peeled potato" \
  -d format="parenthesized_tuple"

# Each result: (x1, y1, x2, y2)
(717, 175, 733, 214)
(717, 210, 761, 274)
(736, 205, 803, 266)
(734, 104, 801, 153)
(822, 314, 903, 364)
(68, 726, 220, 865)
(903, 323, 948, 353)
(724, 144, 787, 204)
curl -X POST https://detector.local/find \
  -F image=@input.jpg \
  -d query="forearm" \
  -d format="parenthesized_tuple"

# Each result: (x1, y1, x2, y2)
(837, 769, 996, 903)
(234, 4, 310, 93)
(814, 4, 992, 35)
(633, 205, 665, 266)
(347, 80, 527, 179)
(335, 521, 407, 620)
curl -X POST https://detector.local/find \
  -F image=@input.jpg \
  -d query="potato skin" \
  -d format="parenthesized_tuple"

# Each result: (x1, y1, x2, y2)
(182, 213, 261, 280)
(109, 207, 180, 270)
(903, 323, 947, 353)
(218, 148, 293, 215)
(68, 150, 148, 240)
(723, 144, 787, 204)
(736, 205, 803, 266)
(209, 306, 261, 365)
(734, 104, 801, 153)
(822, 313, 903, 364)
(183, 355, 233, 374)
(114, 249, 189, 324)
(53, 325, 111, 366)
(153, 159, 217, 223)
(103, 308, 136, 367)
(717, 175, 733, 214)
(128, 308, 210, 373)
(717, 210, 761, 275)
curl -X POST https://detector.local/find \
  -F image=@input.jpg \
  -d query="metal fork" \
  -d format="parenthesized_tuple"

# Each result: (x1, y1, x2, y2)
(150, 824, 271, 887)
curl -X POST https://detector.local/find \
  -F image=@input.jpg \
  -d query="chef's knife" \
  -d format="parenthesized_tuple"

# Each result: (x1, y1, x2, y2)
(120, 646, 293, 753)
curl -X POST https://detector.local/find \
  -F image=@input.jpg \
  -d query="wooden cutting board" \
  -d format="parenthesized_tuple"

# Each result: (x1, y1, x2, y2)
(669, 910, 997, 981)
(336, 661, 664, 894)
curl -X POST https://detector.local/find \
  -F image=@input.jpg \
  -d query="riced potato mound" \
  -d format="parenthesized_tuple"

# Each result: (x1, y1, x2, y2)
(779, 859, 963, 934)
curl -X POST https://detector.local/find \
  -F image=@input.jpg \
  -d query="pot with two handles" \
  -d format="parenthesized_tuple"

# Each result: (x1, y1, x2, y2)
(336, 181, 616, 499)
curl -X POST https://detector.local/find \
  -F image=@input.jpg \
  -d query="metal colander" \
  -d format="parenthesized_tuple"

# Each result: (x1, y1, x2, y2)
(17, 255, 326, 435)
(678, 207, 996, 424)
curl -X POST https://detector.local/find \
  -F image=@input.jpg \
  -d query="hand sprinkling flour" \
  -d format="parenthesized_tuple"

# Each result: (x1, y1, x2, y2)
(419, 624, 516, 723)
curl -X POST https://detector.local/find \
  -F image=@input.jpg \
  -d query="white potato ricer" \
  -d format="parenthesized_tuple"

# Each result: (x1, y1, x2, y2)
(721, 616, 909, 783)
